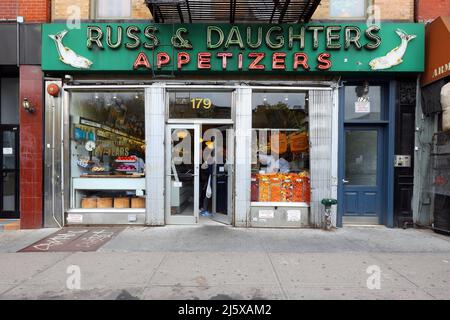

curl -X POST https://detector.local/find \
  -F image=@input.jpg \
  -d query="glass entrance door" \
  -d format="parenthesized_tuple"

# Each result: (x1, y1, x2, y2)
(211, 126, 233, 224)
(1, 126, 19, 219)
(165, 124, 200, 224)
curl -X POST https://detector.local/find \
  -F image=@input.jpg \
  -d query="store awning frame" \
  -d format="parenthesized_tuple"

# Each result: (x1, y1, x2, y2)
(422, 16, 450, 87)
(145, 0, 321, 24)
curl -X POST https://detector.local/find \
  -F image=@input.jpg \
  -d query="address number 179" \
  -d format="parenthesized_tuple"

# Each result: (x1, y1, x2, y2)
(191, 98, 212, 109)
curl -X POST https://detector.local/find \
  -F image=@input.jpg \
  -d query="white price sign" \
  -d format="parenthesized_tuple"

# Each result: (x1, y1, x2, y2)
(2, 148, 13, 155)
(355, 101, 370, 113)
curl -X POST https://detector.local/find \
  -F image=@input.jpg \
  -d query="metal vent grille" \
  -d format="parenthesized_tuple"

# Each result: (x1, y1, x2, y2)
(146, 0, 321, 23)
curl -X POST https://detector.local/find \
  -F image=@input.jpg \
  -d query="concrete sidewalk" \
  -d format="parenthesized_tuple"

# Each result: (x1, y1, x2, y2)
(0, 223, 449, 300)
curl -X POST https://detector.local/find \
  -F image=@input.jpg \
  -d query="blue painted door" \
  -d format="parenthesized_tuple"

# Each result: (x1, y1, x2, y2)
(342, 126, 385, 222)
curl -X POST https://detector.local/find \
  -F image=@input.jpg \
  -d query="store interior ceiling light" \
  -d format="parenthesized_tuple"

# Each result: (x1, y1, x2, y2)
(177, 130, 188, 139)
(145, 0, 322, 23)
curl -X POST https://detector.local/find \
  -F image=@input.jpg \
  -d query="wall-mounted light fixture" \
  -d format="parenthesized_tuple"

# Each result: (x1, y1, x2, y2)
(22, 98, 35, 113)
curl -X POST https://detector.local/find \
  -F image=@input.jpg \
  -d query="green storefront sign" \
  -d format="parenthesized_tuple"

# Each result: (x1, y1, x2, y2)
(41, 23, 424, 73)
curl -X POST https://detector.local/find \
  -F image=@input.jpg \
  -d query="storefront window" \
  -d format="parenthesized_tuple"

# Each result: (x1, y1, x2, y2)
(344, 84, 382, 121)
(1, 78, 19, 124)
(69, 90, 146, 210)
(251, 92, 310, 204)
(168, 91, 232, 119)
(95, 0, 132, 19)
(330, 0, 367, 18)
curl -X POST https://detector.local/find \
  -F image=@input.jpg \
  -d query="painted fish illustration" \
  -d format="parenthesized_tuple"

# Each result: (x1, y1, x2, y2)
(49, 30, 93, 69)
(369, 29, 416, 70)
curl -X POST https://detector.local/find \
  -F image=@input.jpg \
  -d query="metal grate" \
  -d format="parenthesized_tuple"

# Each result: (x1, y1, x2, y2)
(145, 0, 321, 24)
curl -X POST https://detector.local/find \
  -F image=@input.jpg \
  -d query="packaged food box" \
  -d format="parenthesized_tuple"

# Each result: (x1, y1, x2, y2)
(114, 197, 130, 208)
(81, 197, 97, 209)
(97, 197, 113, 208)
(269, 175, 282, 202)
(292, 176, 304, 202)
(131, 197, 145, 208)
(281, 174, 293, 202)
(258, 174, 270, 202)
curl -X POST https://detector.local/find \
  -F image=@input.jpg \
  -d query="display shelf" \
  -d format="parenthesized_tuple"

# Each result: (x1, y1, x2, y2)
(79, 118, 144, 144)
(115, 170, 137, 174)
(71, 177, 146, 209)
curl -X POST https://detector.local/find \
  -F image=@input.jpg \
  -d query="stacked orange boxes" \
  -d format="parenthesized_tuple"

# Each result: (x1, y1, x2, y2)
(269, 174, 282, 202)
(258, 174, 270, 202)
(281, 175, 293, 202)
(292, 175, 304, 202)
(255, 173, 311, 204)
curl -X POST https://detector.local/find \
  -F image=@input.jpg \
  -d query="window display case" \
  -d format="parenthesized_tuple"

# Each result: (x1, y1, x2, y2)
(251, 91, 310, 206)
(69, 90, 146, 210)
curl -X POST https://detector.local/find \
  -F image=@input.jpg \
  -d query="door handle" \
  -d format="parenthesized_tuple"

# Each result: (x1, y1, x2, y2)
(342, 179, 349, 184)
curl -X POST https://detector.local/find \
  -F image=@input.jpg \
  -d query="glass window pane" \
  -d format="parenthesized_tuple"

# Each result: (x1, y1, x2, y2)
(169, 91, 232, 119)
(330, 0, 366, 18)
(345, 130, 378, 185)
(97, 0, 131, 18)
(3, 172, 16, 211)
(170, 128, 195, 217)
(2, 131, 16, 170)
(69, 90, 145, 209)
(251, 92, 310, 204)
(252, 92, 307, 128)
(1, 78, 19, 125)
(345, 85, 382, 121)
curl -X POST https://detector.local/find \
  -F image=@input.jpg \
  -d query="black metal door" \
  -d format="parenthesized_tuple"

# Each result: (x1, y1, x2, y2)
(0, 125, 19, 219)
(394, 82, 416, 228)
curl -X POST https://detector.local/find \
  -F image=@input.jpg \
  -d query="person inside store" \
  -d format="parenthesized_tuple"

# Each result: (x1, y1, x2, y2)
(200, 139, 222, 217)
(128, 149, 145, 173)
(257, 150, 290, 173)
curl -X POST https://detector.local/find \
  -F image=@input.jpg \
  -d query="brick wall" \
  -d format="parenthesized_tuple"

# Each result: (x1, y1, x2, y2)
(0, 0, 50, 22)
(19, 0, 51, 22)
(417, 0, 450, 22)
(0, 0, 19, 19)
(51, 0, 150, 21)
(52, 0, 90, 20)
(312, 0, 414, 21)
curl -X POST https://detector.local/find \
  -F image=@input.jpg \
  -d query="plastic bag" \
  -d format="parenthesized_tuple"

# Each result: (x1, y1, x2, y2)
(206, 174, 212, 198)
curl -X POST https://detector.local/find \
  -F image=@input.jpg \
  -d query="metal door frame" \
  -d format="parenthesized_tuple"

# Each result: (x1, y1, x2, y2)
(210, 125, 234, 225)
(165, 123, 200, 224)
(0, 125, 20, 219)
(337, 81, 395, 227)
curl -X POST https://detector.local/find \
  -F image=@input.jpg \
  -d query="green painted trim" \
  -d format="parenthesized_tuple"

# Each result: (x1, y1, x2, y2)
(42, 23, 425, 73)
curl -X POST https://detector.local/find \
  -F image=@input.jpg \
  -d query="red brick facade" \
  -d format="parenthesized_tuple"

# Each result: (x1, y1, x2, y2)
(19, 66, 44, 229)
(416, 0, 450, 22)
(0, 0, 50, 22)
(0, 1, 18, 19)
(1, 1, 49, 228)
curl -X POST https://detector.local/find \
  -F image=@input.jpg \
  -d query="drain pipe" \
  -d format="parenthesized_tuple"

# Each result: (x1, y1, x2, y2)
(50, 94, 63, 229)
